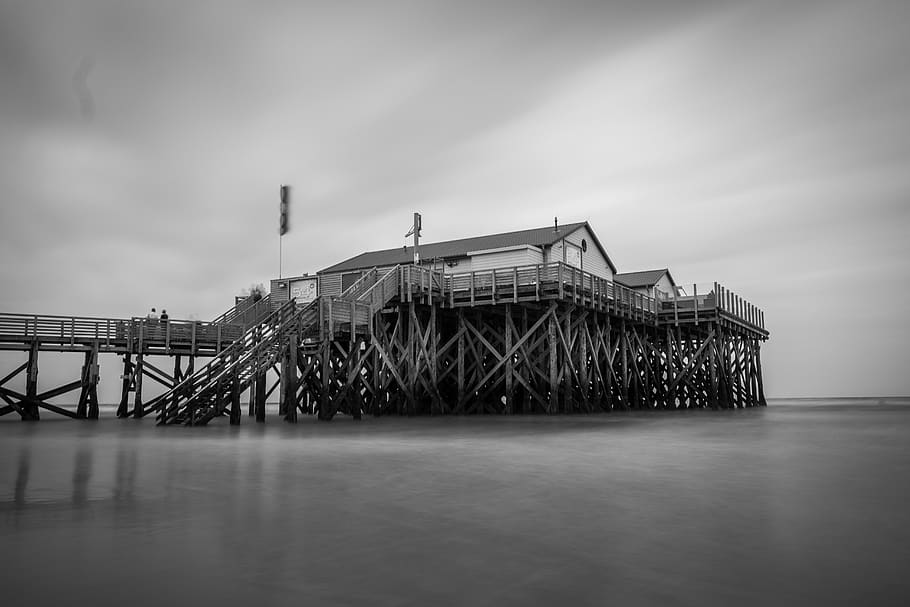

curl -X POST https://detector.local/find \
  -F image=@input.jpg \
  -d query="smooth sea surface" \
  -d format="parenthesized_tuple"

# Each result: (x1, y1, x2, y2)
(2, 399, 910, 606)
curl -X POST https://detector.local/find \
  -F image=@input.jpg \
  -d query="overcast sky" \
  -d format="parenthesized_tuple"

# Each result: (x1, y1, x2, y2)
(2, 0, 909, 398)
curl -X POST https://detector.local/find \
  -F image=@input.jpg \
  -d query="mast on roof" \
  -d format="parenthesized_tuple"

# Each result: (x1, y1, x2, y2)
(405, 212, 422, 265)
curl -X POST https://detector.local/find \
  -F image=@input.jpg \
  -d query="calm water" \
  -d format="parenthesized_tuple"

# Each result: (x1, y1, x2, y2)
(2, 400, 910, 606)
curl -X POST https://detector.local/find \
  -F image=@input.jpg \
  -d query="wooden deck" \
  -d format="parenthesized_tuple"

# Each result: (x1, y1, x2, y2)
(389, 262, 766, 339)
(0, 296, 273, 356)
(0, 296, 274, 421)
(296, 262, 767, 341)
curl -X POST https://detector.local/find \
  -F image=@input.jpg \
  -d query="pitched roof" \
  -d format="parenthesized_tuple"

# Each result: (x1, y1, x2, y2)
(319, 221, 612, 274)
(614, 269, 675, 289)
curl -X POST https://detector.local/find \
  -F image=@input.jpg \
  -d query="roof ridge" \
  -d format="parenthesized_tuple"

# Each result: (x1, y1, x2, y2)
(405, 221, 585, 249)
(337, 221, 588, 259)
(616, 268, 669, 276)
(317, 220, 609, 275)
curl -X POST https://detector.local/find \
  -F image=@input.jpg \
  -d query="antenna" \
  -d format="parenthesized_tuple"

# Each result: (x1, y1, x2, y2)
(404, 212, 422, 264)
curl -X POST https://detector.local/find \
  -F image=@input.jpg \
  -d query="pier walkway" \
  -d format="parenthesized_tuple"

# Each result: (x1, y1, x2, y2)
(0, 296, 272, 420)
(0, 263, 767, 423)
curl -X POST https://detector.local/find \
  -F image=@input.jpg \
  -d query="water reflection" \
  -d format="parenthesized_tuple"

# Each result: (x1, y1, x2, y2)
(4, 436, 138, 509)
(14, 447, 28, 507)
(2, 406, 910, 606)
(71, 446, 92, 505)
(113, 444, 137, 503)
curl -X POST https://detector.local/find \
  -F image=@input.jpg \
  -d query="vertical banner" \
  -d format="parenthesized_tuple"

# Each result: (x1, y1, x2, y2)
(280, 185, 290, 235)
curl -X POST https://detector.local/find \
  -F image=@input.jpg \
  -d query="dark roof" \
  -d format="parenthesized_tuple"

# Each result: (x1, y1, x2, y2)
(614, 269, 676, 289)
(319, 221, 617, 274)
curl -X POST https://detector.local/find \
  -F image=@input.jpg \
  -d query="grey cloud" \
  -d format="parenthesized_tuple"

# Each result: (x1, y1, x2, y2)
(2, 0, 910, 397)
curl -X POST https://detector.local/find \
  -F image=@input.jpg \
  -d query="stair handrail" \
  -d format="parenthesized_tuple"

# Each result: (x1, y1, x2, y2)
(401, 264, 444, 300)
(356, 264, 401, 309)
(339, 267, 380, 299)
(149, 298, 302, 416)
(182, 297, 323, 416)
(211, 294, 273, 327)
(156, 299, 317, 424)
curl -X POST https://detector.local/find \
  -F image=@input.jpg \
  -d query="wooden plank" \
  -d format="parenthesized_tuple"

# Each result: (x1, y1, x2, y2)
(548, 311, 558, 413)
(558, 264, 564, 301)
(117, 353, 132, 418)
(457, 310, 465, 412)
(132, 354, 144, 418)
(0, 361, 28, 387)
(673, 287, 679, 326)
(36, 379, 82, 401)
(578, 316, 588, 411)
(35, 399, 79, 419)
(505, 304, 513, 413)
(284, 332, 298, 422)
(669, 328, 715, 392)
(429, 303, 440, 413)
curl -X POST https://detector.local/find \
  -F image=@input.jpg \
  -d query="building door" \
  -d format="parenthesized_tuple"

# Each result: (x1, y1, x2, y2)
(565, 243, 582, 269)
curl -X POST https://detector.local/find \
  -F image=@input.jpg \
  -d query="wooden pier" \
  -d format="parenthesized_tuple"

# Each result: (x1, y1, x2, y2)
(0, 297, 271, 420)
(0, 224, 768, 424)
(263, 263, 768, 423)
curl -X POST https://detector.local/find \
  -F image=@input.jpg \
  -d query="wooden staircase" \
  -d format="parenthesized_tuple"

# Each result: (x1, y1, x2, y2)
(152, 298, 319, 425)
(149, 267, 408, 426)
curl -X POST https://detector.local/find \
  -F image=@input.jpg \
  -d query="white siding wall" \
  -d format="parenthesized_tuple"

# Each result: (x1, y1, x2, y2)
(270, 278, 290, 310)
(469, 247, 544, 272)
(442, 256, 472, 274)
(546, 240, 563, 266)
(655, 274, 675, 299)
(320, 273, 342, 297)
(629, 275, 675, 299)
(563, 225, 614, 280)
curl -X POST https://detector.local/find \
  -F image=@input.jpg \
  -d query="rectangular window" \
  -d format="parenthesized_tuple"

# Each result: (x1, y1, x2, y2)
(341, 272, 363, 293)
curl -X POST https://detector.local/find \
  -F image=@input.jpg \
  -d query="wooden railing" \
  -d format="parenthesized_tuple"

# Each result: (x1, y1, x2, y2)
(0, 312, 243, 353)
(211, 294, 273, 328)
(339, 268, 380, 299)
(715, 283, 764, 330)
(658, 282, 765, 332)
(0, 313, 128, 348)
(357, 265, 401, 309)
(127, 318, 243, 353)
(315, 296, 373, 340)
(400, 264, 444, 302)
(441, 262, 660, 321)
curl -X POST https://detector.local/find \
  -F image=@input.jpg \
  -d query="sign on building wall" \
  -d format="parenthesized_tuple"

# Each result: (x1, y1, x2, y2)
(289, 277, 318, 304)
(565, 244, 582, 269)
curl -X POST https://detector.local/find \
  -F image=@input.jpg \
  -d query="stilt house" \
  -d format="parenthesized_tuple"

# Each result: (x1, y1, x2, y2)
(0, 216, 770, 424)
(614, 269, 677, 301)
(272, 221, 617, 305)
